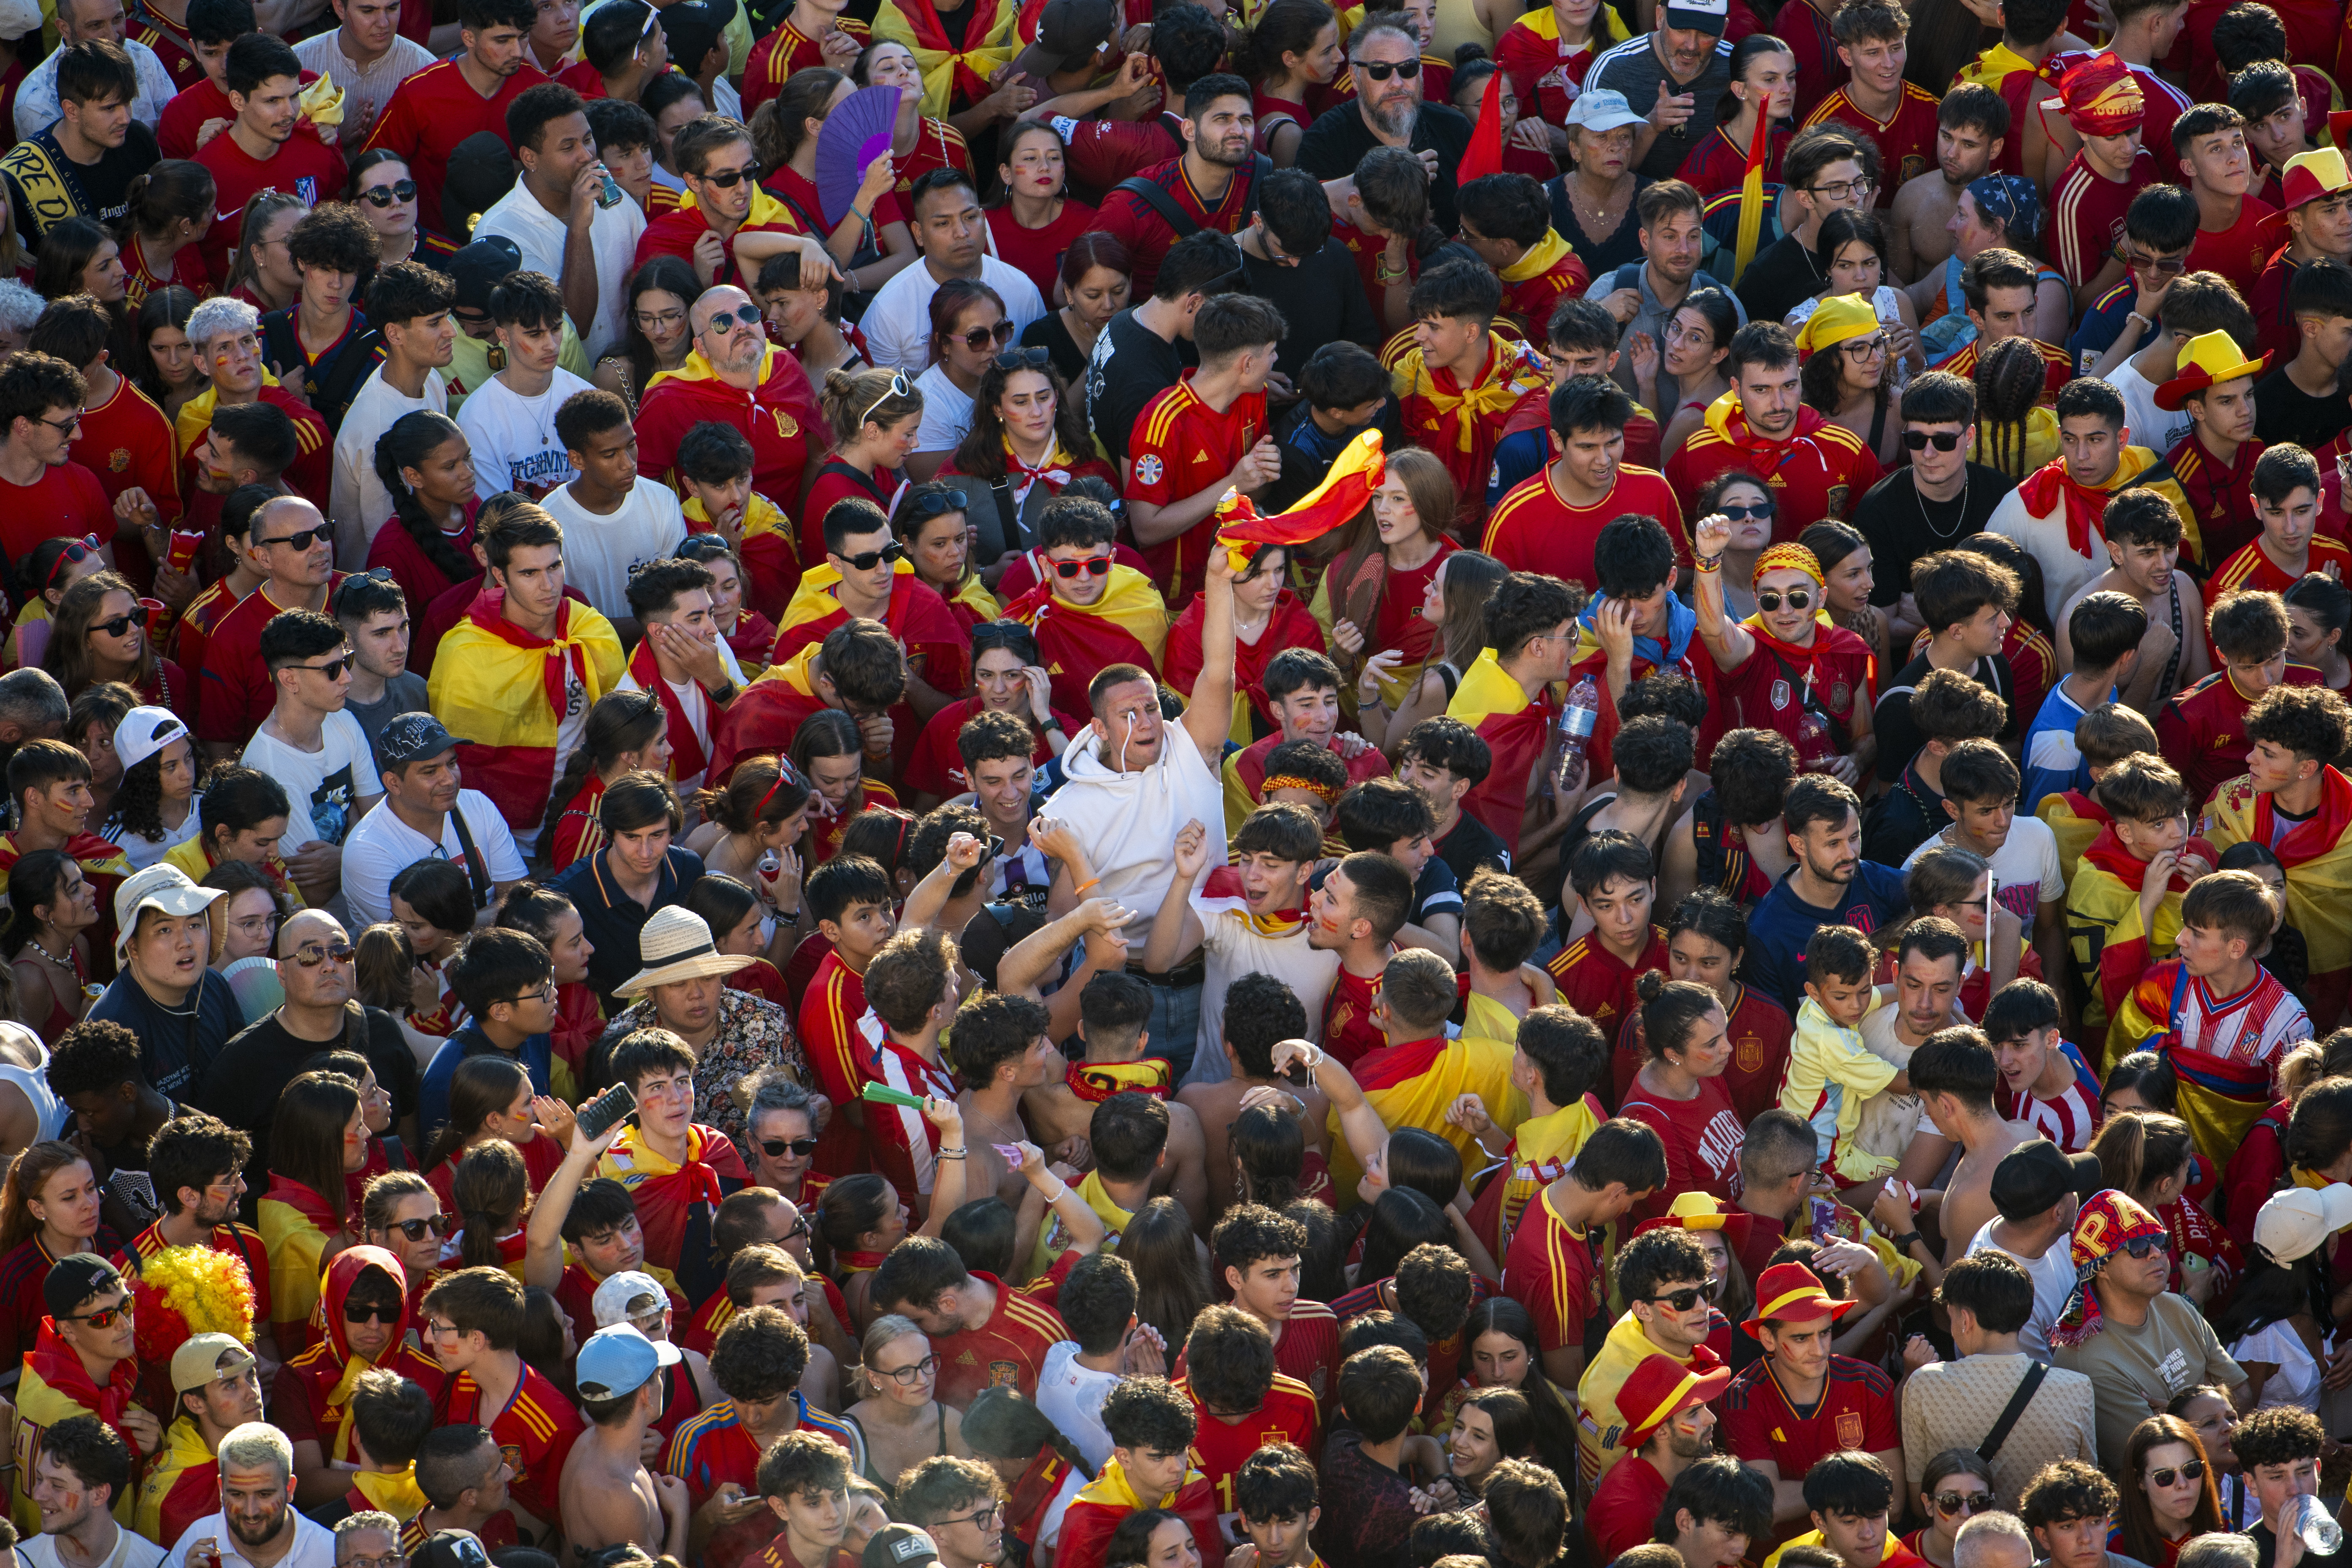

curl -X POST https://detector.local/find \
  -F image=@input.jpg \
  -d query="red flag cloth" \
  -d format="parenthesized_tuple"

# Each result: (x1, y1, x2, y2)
(1214, 431, 1386, 559)
(1460, 68, 1505, 184)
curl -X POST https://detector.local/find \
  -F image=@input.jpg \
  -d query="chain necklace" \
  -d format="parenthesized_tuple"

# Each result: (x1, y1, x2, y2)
(1916, 465, 1969, 542)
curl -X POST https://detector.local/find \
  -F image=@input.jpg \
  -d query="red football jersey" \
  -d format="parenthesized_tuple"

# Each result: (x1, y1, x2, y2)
(1481, 464, 1687, 594)
(2186, 199, 2280, 300)
(1548, 926, 1669, 1054)
(2050, 147, 2162, 290)
(2155, 664, 2328, 808)
(1274, 1300, 1340, 1403)
(1719, 1355, 1899, 1490)
(1618, 1073, 1745, 1222)
(192, 127, 347, 286)
(0, 461, 111, 567)
(435, 1363, 584, 1525)
(1712, 622, 1877, 758)
(1320, 964, 1387, 1071)
(1179, 1372, 1319, 1547)
(1663, 413, 1881, 543)
(1127, 373, 1266, 606)
(1801, 83, 1942, 197)
(360, 59, 551, 246)
(1502, 1180, 1599, 1355)
(741, 15, 871, 113)
(197, 575, 347, 745)
(71, 374, 181, 559)
(2209, 535, 2352, 602)
(929, 1273, 1067, 1409)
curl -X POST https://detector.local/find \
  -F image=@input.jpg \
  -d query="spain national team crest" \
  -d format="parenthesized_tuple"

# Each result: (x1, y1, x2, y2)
(1770, 677, 1791, 711)
(1825, 483, 1850, 518)
(499, 1443, 525, 1477)
(1736, 1034, 1762, 1072)
(989, 1360, 1020, 1389)
(1829, 680, 1851, 712)
(1836, 1410, 1865, 1448)
(1135, 454, 1164, 486)
(772, 410, 799, 439)
(108, 448, 128, 472)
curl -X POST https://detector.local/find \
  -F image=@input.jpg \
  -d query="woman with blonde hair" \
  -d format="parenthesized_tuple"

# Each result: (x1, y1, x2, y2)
(43, 571, 189, 721)
(1363, 548, 1508, 751)
(1324, 446, 1459, 726)
(802, 365, 924, 567)
(2113, 1414, 2224, 1568)
(843, 1313, 969, 1497)
(0, 1142, 106, 1355)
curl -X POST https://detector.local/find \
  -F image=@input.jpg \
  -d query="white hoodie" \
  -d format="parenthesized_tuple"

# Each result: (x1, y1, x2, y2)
(1044, 723, 1227, 942)
(1036, 1340, 1120, 1469)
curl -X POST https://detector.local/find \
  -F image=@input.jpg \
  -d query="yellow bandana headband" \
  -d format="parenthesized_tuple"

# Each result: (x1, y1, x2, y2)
(1264, 774, 1342, 804)
(1793, 294, 1879, 356)
(1753, 542, 1825, 591)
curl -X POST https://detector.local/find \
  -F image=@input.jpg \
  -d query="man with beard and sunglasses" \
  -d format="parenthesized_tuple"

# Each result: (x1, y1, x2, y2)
(1588, 1350, 1735, 1563)
(632, 283, 822, 518)
(177, 1424, 337, 1568)
(1296, 26, 1472, 234)
(1577, 1227, 1729, 1492)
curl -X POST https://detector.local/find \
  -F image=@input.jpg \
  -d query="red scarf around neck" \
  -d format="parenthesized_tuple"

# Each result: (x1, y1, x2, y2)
(2019, 461, 2109, 555)
(2079, 824, 2211, 892)
(627, 636, 709, 783)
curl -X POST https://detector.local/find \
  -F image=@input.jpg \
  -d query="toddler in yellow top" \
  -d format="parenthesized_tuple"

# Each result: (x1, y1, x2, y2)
(1780, 924, 1907, 1187)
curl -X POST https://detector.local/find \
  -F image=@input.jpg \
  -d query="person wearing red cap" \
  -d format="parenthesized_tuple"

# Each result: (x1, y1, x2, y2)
(2248, 148, 2352, 361)
(1575, 1227, 1727, 1492)
(1500, 1117, 1665, 1389)
(1720, 1261, 1899, 1541)
(2046, 54, 2163, 303)
(1587, 1351, 1735, 1563)
(2175, 105, 2279, 300)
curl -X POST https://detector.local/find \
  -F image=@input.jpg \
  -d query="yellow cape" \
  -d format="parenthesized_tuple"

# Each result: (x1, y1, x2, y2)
(871, 0, 1017, 120)
(427, 605, 624, 754)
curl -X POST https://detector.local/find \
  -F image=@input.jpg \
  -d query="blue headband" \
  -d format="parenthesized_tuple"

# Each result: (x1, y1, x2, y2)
(1967, 175, 2039, 232)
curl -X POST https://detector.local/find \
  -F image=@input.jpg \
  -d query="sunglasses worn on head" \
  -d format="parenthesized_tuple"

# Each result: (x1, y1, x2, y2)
(1360, 56, 1420, 77)
(1757, 588, 1812, 612)
(859, 370, 913, 427)
(904, 488, 969, 521)
(46, 535, 100, 591)
(361, 179, 419, 206)
(1053, 555, 1113, 579)
(834, 540, 907, 572)
(1644, 1281, 1720, 1312)
(2149, 1461, 2206, 1488)
(992, 345, 1052, 372)
(1934, 1492, 1995, 1517)
(760, 1136, 822, 1158)
(958, 321, 1016, 350)
(1905, 430, 1963, 452)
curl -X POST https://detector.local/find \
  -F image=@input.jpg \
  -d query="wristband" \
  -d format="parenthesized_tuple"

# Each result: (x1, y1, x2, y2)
(2127, 310, 2154, 332)
(1073, 877, 1100, 895)
(1039, 1179, 1069, 1204)
(1894, 1231, 1924, 1251)
(1695, 553, 1723, 571)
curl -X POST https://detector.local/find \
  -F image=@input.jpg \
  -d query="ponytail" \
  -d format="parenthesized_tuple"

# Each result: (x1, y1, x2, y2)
(374, 411, 475, 586)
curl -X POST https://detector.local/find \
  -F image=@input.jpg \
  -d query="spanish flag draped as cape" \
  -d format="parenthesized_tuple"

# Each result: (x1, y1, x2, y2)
(773, 557, 974, 696)
(2072, 823, 2207, 1062)
(1465, 1093, 1607, 1256)
(426, 586, 624, 832)
(1055, 1458, 1225, 1568)
(872, 0, 1017, 118)
(2201, 763, 2352, 1005)
(12, 1316, 141, 1532)
(131, 1415, 218, 1548)
(1000, 562, 1170, 720)
(684, 491, 799, 622)
(1444, 646, 1557, 859)
(598, 1122, 751, 1304)
(259, 1172, 343, 1353)
(1327, 1033, 1525, 1201)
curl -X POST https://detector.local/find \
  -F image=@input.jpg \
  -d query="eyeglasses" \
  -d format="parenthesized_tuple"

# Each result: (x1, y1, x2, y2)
(781, 1215, 812, 1241)
(45, 535, 101, 591)
(699, 162, 760, 189)
(1757, 588, 1813, 612)
(1642, 1281, 1720, 1312)
(702, 303, 765, 335)
(502, 982, 555, 1009)
(1934, 1492, 1996, 1517)
(93, 603, 153, 638)
(2148, 1461, 2206, 1488)
(2121, 1233, 2168, 1259)
(1905, 430, 1963, 451)
(1718, 501, 1774, 521)
(289, 940, 356, 967)
(635, 307, 686, 333)
(874, 1354, 940, 1385)
(1359, 56, 1420, 78)
(35, 410, 83, 437)
(344, 1301, 401, 1325)
(345, 1554, 408, 1568)
(859, 370, 913, 427)
(261, 524, 330, 552)
(1809, 176, 1873, 201)
(1052, 554, 1113, 579)
(759, 1136, 822, 1158)
(956, 321, 1016, 351)
(292, 656, 351, 681)
(386, 1214, 456, 1242)
(63, 1297, 130, 1328)
(991, 345, 1053, 372)
(359, 178, 419, 207)
(832, 540, 907, 571)
(1841, 335, 1889, 359)
(933, 1504, 1003, 1532)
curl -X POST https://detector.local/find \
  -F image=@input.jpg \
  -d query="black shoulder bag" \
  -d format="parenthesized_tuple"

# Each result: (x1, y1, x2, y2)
(447, 802, 495, 911)
(1109, 154, 1272, 241)
(1977, 1359, 2049, 1463)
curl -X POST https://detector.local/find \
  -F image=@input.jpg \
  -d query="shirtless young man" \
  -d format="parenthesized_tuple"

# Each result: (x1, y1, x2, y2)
(1909, 1027, 2035, 1264)
(560, 1325, 690, 1564)
(1175, 972, 1334, 1217)
(2055, 488, 2208, 713)
(1889, 84, 2008, 281)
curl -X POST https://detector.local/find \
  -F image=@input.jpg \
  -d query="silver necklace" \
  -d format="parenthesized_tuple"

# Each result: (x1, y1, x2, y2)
(1916, 466, 1969, 541)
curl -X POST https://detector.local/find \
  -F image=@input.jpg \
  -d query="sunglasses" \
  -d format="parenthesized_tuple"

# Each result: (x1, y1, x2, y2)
(859, 369, 913, 427)
(359, 178, 419, 207)
(833, 540, 907, 572)
(2121, 1233, 2168, 1258)
(1905, 430, 1964, 451)
(957, 320, 1016, 350)
(1052, 555, 1113, 579)
(2148, 1461, 2206, 1488)
(386, 1214, 457, 1241)
(759, 1136, 822, 1158)
(1757, 588, 1812, 612)
(904, 487, 969, 520)
(699, 163, 759, 189)
(344, 1301, 400, 1325)
(1934, 1492, 1996, 1517)
(93, 603, 153, 638)
(991, 345, 1053, 372)
(704, 303, 765, 335)
(65, 1299, 130, 1328)
(290, 940, 356, 967)
(292, 656, 351, 681)
(45, 534, 100, 591)
(261, 524, 331, 552)
(1360, 57, 1420, 78)
(1643, 1281, 1720, 1312)
(1719, 501, 1774, 521)
(2125, 249, 2188, 275)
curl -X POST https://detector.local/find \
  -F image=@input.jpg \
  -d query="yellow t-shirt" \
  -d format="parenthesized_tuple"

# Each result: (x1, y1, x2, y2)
(1780, 996, 1900, 1183)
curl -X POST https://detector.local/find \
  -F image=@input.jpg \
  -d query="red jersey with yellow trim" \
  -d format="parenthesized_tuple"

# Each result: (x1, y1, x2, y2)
(797, 948, 869, 1119)
(1177, 1371, 1319, 1543)
(1938, 336, 2071, 403)
(890, 117, 972, 207)
(1714, 619, 1877, 758)
(128, 0, 203, 88)
(1663, 405, 1881, 542)
(1613, 980, 1795, 1123)
(929, 1271, 1067, 1409)
(2155, 664, 2328, 809)
(1495, 234, 1594, 338)
(1384, 328, 1550, 534)
(73, 372, 181, 555)
(1800, 83, 1942, 196)
(433, 1363, 584, 1525)
(1128, 372, 1266, 606)
(172, 576, 242, 680)
(2168, 430, 2267, 569)
(1548, 926, 1669, 1056)
(399, 1516, 518, 1556)
(2050, 147, 2162, 291)
(1274, 1300, 1340, 1402)
(1481, 463, 1686, 594)
(1718, 1354, 1899, 1504)
(129, 1219, 272, 1325)
(1502, 1179, 1599, 1355)
(1676, 124, 1791, 197)
(359, 58, 554, 245)
(1320, 963, 1387, 1071)
(1093, 153, 1261, 299)
(2185, 197, 2280, 300)
(741, 15, 872, 113)
(2208, 534, 2352, 605)
(665, 1397, 858, 1568)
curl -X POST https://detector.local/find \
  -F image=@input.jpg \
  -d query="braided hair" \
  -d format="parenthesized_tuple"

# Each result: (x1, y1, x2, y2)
(1973, 336, 2047, 483)
(374, 410, 476, 586)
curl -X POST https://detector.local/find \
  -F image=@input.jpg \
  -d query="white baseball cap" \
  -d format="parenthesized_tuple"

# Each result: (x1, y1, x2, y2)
(591, 1269, 671, 1328)
(2254, 1183, 2352, 1263)
(113, 706, 188, 772)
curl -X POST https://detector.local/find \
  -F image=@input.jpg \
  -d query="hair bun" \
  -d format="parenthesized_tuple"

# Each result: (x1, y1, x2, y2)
(1634, 971, 1666, 1003)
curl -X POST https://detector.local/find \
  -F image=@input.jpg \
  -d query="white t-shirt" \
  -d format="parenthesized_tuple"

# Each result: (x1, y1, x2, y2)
(101, 809, 200, 871)
(2110, 360, 2189, 458)
(340, 786, 527, 928)
(242, 710, 376, 853)
(473, 180, 648, 363)
(330, 366, 448, 567)
(1187, 912, 1341, 1086)
(1968, 1215, 2076, 1362)
(175, 1511, 336, 1568)
(618, 641, 746, 796)
(1901, 814, 2068, 925)
(862, 254, 1049, 373)
(456, 366, 596, 500)
(1035, 1340, 1120, 1468)
(913, 363, 976, 458)
(20, 1522, 167, 1568)
(542, 475, 689, 621)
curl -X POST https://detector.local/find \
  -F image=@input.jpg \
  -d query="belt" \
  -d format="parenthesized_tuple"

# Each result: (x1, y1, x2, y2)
(1128, 958, 1205, 989)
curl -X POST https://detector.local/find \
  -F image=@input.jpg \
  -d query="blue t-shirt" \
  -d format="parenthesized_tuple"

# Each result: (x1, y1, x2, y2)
(1741, 861, 1911, 1016)
(2067, 280, 2137, 373)
(2023, 681, 2107, 814)
(1487, 425, 1550, 511)
(419, 1026, 554, 1151)
(93, 968, 246, 1103)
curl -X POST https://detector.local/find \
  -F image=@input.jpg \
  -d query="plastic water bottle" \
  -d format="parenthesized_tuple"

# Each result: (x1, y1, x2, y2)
(1545, 675, 1601, 799)
(2294, 1494, 2342, 1556)
(1796, 709, 1837, 772)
